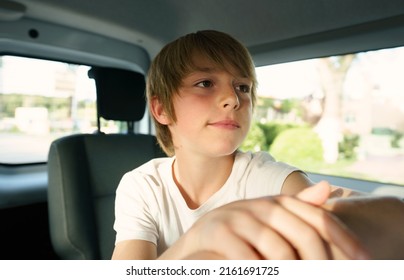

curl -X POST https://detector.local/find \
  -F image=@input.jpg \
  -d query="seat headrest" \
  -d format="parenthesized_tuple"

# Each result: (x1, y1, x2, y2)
(88, 67, 146, 122)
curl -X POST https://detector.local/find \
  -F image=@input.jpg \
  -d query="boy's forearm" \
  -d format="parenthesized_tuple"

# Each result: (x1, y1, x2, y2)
(324, 196, 404, 259)
(158, 230, 197, 260)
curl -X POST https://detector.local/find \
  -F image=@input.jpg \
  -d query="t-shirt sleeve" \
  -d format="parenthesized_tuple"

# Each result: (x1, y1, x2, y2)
(244, 152, 299, 198)
(113, 171, 158, 245)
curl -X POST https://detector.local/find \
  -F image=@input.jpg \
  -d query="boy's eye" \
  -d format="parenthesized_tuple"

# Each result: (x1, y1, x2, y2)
(236, 84, 251, 93)
(196, 80, 213, 88)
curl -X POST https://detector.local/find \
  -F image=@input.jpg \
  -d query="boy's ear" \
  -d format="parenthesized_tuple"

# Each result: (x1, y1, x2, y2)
(150, 97, 171, 125)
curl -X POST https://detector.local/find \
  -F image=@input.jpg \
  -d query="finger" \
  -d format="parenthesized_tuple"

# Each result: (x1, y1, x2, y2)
(276, 195, 370, 259)
(245, 199, 330, 259)
(296, 181, 331, 206)
(329, 243, 350, 259)
(230, 209, 298, 259)
(195, 215, 263, 260)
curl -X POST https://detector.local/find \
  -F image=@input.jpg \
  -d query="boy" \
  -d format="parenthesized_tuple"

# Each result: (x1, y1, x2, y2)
(112, 30, 402, 260)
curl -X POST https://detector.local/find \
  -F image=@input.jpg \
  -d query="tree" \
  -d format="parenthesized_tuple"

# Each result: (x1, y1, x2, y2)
(314, 54, 355, 163)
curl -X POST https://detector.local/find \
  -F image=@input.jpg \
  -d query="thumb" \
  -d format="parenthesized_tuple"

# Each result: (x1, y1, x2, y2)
(296, 181, 332, 206)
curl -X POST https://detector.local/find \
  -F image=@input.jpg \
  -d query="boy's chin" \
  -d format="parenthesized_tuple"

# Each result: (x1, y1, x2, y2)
(205, 146, 240, 158)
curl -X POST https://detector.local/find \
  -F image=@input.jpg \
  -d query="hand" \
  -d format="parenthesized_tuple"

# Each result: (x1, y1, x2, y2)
(161, 182, 369, 260)
(292, 181, 370, 259)
(325, 195, 404, 259)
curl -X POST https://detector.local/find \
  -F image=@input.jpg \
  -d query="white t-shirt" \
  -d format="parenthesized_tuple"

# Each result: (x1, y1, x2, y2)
(113, 151, 298, 256)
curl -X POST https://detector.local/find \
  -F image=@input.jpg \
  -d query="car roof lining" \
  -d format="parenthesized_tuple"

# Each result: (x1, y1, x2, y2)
(16, 0, 404, 59)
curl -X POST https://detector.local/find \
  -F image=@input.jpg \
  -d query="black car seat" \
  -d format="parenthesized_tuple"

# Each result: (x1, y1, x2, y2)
(47, 67, 164, 259)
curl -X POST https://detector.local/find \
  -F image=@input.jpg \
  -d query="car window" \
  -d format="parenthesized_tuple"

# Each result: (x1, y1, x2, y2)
(0, 56, 119, 164)
(242, 45, 404, 186)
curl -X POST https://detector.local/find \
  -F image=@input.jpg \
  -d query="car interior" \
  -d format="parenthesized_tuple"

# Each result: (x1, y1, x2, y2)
(0, 0, 404, 260)
(47, 66, 164, 259)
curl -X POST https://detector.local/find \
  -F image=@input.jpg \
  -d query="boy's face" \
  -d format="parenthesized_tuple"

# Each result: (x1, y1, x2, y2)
(168, 54, 253, 158)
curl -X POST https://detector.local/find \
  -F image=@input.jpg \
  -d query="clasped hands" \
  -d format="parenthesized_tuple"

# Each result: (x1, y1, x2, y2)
(167, 181, 372, 260)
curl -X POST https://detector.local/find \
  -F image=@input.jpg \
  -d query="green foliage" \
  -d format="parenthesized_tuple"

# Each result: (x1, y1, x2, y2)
(255, 96, 300, 114)
(257, 122, 303, 150)
(0, 93, 96, 122)
(371, 127, 394, 135)
(276, 99, 297, 113)
(0, 93, 69, 118)
(338, 134, 360, 159)
(240, 122, 266, 152)
(269, 127, 323, 169)
(240, 121, 307, 153)
(254, 97, 302, 121)
(255, 96, 275, 108)
(391, 131, 403, 148)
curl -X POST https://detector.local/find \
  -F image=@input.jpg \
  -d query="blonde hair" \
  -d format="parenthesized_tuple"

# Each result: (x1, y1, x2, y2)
(146, 30, 257, 156)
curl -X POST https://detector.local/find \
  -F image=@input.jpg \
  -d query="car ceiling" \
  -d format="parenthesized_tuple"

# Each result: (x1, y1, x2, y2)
(5, 0, 404, 63)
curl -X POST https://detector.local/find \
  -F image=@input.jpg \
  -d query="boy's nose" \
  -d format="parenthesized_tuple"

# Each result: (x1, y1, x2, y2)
(221, 87, 240, 110)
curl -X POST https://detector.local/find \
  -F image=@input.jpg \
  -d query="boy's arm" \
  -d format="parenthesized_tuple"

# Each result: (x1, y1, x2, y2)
(111, 239, 157, 260)
(281, 171, 358, 198)
(158, 182, 368, 260)
(324, 195, 404, 259)
(112, 171, 389, 260)
(283, 171, 404, 259)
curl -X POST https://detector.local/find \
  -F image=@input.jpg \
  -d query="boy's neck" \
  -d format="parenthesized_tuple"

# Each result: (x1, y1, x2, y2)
(172, 153, 236, 209)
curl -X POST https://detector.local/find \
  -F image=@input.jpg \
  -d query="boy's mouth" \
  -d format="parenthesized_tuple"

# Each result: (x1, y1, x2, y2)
(208, 120, 240, 129)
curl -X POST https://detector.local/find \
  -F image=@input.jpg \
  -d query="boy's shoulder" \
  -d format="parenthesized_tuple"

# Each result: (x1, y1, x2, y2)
(236, 150, 276, 164)
(131, 156, 173, 175)
(118, 157, 174, 191)
(235, 150, 297, 175)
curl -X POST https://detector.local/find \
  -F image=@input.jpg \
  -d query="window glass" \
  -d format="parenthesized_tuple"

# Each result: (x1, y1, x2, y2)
(242, 46, 404, 186)
(0, 56, 118, 164)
